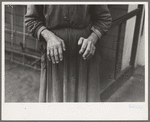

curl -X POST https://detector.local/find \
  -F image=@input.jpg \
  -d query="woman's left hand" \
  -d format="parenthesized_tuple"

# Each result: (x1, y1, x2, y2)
(78, 32, 99, 60)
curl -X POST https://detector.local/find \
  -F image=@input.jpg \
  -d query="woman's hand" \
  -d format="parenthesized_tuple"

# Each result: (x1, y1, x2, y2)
(41, 29, 66, 64)
(78, 32, 99, 60)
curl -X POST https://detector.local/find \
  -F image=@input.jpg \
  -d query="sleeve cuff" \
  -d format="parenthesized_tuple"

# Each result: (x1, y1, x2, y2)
(91, 26, 102, 39)
(37, 26, 47, 41)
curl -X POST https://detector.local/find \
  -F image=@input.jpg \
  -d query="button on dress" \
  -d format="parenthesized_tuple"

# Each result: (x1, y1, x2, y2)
(25, 5, 112, 102)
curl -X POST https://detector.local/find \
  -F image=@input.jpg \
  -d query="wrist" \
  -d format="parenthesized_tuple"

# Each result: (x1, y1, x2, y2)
(89, 32, 98, 45)
(41, 29, 55, 42)
(91, 32, 99, 40)
(91, 26, 102, 39)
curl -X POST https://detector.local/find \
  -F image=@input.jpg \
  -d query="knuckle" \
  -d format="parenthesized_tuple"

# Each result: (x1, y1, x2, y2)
(83, 54, 87, 57)
(53, 45, 57, 49)
(85, 39, 88, 42)
(90, 52, 93, 55)
(57, 41, 61, 45)
(80, 37, 83, 40)
(52, 44, 58, 48)
(81, 47, 85, 50)
(87, 49, 90, 52)
(50, 46, 54, 50)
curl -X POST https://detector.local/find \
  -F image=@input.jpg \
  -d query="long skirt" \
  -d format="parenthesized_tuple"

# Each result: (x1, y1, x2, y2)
(39, 25, 102, 102)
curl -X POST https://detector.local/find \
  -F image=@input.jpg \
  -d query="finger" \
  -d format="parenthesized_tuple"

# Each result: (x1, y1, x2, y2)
(47, 47, 51, 61)
(87, 53, 93, 60)
(60, 39, 66, 51)
(58, 46, 63, 61)
(86, 50, 93, 60)
(82, 42, 91, 59)
(54, 48, 59, 63)
(79, 40, 87, 54)
(87, 47, 96, 60)
(50, 48, 55, 64)
(78, 37, 84, 45)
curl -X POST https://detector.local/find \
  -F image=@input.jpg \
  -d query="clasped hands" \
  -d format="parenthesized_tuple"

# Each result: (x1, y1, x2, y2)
(41, 29, 99, 64)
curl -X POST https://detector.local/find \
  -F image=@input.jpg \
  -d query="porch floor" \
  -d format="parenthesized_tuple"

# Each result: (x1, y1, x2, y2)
(106, 65, 145, 102)
(5, 60, 145, 102)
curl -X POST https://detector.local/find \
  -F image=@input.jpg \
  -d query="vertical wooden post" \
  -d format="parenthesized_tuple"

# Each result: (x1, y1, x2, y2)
(113, 24, 122, 80)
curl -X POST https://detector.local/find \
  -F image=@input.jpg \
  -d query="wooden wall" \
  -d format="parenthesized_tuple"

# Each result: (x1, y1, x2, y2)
(5, 5, 41, 69)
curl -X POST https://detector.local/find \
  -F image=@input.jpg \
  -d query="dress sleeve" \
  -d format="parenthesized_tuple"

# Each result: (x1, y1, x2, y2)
(90, 5, 112, 38)
(24, 5, 46, 41)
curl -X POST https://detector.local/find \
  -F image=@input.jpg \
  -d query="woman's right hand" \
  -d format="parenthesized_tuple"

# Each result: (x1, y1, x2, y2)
(41, 29, 66, 64)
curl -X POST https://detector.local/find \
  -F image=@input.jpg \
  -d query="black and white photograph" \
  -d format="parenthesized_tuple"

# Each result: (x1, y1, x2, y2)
(1, 1, 148, 120)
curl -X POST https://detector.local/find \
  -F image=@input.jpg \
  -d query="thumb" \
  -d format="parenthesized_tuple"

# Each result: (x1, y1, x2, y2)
(78, 37, 84, 45)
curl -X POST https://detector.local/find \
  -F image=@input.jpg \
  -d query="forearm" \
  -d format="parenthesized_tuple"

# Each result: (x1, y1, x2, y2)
(25, 5, 45, 40)
(90, 5, 112, 36)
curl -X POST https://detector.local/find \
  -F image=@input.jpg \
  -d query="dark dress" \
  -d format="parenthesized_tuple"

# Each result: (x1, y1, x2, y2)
(25, 5, 112, 102)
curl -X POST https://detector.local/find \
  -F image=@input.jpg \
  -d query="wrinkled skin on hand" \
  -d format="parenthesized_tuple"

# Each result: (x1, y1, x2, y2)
(41, 29, 99, 64)
(78, 32, 98, 60)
